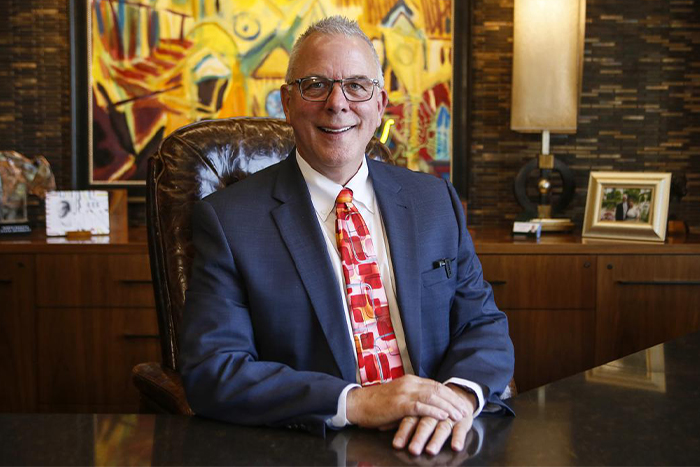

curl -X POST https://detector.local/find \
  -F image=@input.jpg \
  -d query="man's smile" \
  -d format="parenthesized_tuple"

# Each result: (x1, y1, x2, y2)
(318, 125, 356, 134)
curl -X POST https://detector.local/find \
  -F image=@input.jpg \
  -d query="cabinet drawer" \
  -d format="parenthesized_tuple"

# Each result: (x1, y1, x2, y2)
(480, 255, 596, 309)
(36, 254, 154, 307)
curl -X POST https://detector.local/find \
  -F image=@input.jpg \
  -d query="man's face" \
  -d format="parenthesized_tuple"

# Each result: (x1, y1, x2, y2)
(281, 34, 388, 184)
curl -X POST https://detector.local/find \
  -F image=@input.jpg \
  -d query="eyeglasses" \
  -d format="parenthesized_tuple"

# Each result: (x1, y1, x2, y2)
(287, 76, 380, 102)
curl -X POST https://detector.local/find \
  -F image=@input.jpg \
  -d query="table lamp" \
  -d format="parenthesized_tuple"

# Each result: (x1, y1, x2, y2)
(510, 0, 586, 231)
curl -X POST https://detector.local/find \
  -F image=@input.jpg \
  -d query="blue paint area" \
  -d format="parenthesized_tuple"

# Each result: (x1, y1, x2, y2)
(117, 0, 126, 36)
(266, 90, 285, 118)
(94, 0, 105, 35)
(149, 10, 159, 49)
(435, 105, 450, 161)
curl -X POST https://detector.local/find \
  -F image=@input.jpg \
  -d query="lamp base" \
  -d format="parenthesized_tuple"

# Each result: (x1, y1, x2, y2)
(530, 218, 575, 232)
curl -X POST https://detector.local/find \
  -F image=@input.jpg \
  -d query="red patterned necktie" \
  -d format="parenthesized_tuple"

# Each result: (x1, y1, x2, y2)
(335, 188, 405, 386)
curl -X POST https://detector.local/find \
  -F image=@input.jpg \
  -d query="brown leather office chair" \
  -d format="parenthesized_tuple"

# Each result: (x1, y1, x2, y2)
(132, 117, 392, 414)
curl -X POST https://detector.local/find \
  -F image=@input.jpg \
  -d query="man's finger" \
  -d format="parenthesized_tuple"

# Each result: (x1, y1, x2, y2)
(407, 401, 450, 421)
(425, 419, 455, 456)
(419, 384, 469, 420)
(392, 416, 418, 449)
(407, 417, 439, 456)
(451, 416, 474, 451)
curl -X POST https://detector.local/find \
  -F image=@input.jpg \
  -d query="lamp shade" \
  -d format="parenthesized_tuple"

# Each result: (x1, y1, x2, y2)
(511, 0, 586, 133)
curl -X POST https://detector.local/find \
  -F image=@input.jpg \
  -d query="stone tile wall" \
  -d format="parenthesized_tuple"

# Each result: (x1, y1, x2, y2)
(468, 0, 700, 232)
(1, 0, 698, 231)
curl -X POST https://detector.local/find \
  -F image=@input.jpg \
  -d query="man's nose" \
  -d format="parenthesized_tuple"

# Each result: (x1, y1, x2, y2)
(325, 82, 349, 111)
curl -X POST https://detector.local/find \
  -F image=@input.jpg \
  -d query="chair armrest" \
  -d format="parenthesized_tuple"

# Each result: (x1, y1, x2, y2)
(132, 362, 194, 415)
(501, 378, 518, 400)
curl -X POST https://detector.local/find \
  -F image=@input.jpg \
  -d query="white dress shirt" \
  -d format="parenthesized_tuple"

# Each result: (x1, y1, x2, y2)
(295, 153, 485, 427)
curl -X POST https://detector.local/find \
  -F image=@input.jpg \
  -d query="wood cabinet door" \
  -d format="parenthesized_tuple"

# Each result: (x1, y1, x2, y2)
(0, 255, 36, 412)
(479, 255, 596, 310)
(36, 307, 160, 412)
(596, 255, 700, 365)
(480, 254, 597, 391)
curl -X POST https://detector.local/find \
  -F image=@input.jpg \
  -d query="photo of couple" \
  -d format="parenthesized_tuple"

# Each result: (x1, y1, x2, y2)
(599, 188, 652, 223)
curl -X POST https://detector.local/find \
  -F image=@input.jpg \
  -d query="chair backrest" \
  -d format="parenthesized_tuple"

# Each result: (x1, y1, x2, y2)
(147, 117, 392, 370)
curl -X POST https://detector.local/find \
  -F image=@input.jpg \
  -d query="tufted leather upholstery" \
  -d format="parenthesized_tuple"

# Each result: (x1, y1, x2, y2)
(132, 117, 391, 414)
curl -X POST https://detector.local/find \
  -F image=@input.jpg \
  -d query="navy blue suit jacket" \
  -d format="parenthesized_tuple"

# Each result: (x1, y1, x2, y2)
(180, 153, 514, 436)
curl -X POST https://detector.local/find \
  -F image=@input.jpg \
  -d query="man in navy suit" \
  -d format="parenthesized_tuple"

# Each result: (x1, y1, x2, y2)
(180, 16, 514, 456)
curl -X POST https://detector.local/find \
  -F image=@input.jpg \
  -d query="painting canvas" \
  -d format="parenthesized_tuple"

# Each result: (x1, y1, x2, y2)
(87, 0, 454, 188)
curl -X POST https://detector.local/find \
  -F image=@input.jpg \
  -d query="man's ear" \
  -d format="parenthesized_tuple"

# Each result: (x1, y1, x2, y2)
(280, 84, 292, 123)
(376, 88, 389, 126)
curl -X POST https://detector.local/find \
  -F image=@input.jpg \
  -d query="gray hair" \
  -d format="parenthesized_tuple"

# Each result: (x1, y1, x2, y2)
(285, 16, 384, 87)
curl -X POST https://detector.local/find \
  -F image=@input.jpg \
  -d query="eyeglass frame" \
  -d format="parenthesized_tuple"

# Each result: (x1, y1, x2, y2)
(286, 76, 381, 103)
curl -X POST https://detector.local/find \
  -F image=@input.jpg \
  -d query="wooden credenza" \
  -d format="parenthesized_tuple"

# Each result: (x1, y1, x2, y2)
(472, 229, 700, 392)
(0, 228, 159, 413)
(2, 226, 699, 411)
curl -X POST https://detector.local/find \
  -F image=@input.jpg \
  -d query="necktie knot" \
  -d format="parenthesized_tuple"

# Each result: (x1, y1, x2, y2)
(336, 188, 353, 206)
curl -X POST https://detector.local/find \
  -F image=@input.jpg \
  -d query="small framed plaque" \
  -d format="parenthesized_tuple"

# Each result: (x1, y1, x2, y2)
(45, 190, 110, 236)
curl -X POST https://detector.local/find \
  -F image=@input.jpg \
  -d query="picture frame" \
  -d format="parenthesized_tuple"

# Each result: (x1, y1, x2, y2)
(70, 0, 473, 199)
(45, 190, 111, 236)
(582, 172, 671, 242)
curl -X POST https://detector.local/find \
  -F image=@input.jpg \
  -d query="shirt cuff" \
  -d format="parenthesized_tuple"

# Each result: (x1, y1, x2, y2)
(444, 377, 485, 418)
(327, 383, 361, 428)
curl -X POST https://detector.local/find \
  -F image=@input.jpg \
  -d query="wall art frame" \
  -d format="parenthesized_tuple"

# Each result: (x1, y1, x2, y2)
(71, 0, 473, 200)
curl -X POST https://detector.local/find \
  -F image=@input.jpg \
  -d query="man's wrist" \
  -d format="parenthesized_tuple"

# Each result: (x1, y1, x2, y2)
(444, 377, 485, 417)
(329, 384, 361, 428)
(447, 383, 477, 414)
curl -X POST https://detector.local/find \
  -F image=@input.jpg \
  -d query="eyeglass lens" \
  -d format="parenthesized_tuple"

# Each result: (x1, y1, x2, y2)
(299, 77, 374, 102)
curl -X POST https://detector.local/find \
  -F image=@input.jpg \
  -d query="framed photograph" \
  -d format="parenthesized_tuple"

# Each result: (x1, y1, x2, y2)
(45, 190, 111, 236)
(582, 172, 671, 242)
(71, 0, 470, 197)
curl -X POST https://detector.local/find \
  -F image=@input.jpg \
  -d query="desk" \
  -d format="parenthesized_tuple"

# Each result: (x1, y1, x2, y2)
(2, 331, 699, 466)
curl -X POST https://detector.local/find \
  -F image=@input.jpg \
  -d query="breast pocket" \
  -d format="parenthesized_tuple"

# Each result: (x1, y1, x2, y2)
(421, 258, 456, 287)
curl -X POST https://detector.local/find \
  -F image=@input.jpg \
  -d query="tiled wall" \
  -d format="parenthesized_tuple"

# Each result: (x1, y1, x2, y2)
(1, 0, 72, 189)
(468, 0, 700, 231)
(2, 0, 698, 231)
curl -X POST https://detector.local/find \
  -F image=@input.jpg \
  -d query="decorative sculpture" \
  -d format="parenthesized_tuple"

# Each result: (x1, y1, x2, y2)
(0, 150, 56, 233)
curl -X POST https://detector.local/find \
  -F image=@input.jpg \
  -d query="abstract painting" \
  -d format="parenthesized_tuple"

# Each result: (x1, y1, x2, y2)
(85, 0, 453, 187)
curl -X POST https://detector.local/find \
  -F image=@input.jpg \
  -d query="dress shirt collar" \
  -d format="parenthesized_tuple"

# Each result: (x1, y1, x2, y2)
(296, 150, 375, 222)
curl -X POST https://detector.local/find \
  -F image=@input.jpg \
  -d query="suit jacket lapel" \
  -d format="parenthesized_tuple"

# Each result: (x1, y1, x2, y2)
(271, 153, 356, 382)
(368, 159, 423, 376)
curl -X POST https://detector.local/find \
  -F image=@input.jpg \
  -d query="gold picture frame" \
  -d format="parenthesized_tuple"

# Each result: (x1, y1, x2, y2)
(582, 172, 671, 242)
